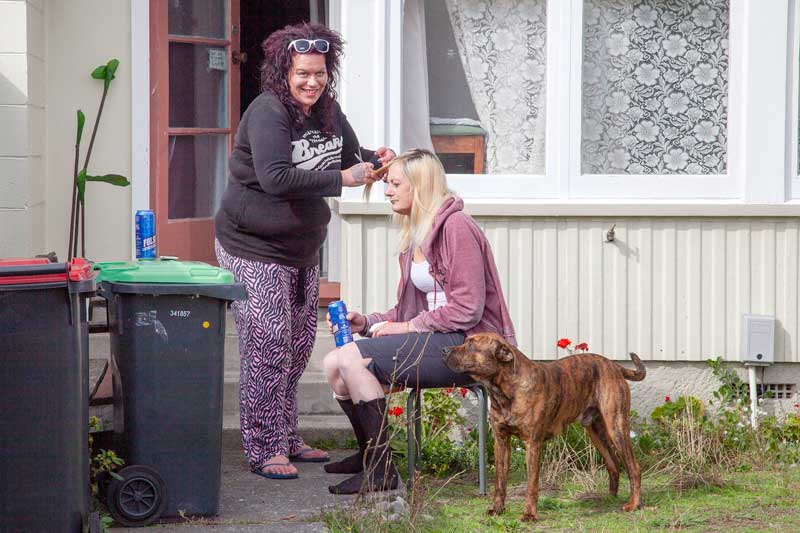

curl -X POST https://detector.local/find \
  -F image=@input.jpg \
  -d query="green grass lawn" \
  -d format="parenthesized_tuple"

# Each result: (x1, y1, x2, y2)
(325, 467, 800, 532)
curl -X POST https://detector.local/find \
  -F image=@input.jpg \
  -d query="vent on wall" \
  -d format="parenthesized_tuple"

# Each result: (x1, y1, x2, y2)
(756, 383, 796, 400)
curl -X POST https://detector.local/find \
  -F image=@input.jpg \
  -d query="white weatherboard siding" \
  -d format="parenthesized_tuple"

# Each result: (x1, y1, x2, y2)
(339, 213, 800, 363)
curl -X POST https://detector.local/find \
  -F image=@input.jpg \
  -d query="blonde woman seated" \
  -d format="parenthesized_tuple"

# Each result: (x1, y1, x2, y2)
(322, 149, 516, 495)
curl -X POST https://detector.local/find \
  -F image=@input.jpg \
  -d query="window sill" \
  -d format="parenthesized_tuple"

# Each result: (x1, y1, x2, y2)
(334, 199, 800, 217)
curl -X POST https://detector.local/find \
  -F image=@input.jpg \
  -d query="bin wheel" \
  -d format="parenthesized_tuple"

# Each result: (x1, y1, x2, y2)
(106, 465, 167, 527)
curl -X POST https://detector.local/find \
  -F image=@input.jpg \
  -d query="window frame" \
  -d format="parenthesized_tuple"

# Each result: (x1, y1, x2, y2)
(789, 0, 800, 199)
(385, 0, 794, 203)
(568, 0, 741, 199)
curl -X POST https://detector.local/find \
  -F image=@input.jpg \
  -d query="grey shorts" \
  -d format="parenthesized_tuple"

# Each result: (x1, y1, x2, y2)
(355, 331, 474, 389)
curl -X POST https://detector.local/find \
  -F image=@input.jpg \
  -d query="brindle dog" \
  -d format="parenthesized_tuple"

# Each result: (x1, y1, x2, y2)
(444, 333, 646, 522)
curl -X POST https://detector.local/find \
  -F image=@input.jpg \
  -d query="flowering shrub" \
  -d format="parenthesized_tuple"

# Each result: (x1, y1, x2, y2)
(386, 388, 468, 478)
(556, 338, 590, 354)
(388, 406, 404, 417)
(631, 358, 800, 477)
(651, 395, 705, 424)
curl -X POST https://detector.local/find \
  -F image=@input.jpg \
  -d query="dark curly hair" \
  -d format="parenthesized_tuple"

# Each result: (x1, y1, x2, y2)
(260, 22, 344, 135)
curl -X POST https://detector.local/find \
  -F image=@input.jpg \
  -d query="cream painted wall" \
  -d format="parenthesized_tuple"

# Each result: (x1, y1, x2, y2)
(0, 0, 45, 257)
(45, 0, 131, 261)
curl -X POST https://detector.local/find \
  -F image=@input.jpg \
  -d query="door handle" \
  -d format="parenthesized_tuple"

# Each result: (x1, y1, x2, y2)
(232, 50, 248, 65)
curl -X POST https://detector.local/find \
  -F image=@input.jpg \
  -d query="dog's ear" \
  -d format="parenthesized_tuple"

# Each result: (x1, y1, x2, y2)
(495, 341, 514, 363)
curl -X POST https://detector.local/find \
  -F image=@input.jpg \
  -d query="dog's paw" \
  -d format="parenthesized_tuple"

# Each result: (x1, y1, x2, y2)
(621, 501, 641, 512)
(487, 506, 504, 516)
(521, 512, 539, 522)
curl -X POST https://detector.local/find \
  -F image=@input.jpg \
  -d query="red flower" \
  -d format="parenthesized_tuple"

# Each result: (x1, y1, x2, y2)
(574, 342, 589, 352)
(557, 338, 572, 349)
(444, 387, 455, 394)
(459, 388, 468, 398)
(388, 407, 404, 417)
(665, 396, 671, 403)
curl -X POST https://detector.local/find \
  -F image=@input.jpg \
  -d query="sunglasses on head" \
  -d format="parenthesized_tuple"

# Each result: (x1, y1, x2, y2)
(287, 39, 330, 54)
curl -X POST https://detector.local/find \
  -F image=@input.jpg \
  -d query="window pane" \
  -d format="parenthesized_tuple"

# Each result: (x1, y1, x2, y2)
(581, 0, 729, 175)
(427, 0, 546, 175)
(168, 0, 227, 39)
(168, 135, 227, 219)
(169, 42, 229, 128)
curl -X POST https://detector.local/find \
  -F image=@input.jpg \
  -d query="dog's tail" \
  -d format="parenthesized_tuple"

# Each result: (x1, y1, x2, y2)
(619, 352, 646, 381)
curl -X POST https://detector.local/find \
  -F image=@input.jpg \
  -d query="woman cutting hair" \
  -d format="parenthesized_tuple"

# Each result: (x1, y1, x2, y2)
(322, 149, 516, 494)
(215, 22, 395, 481)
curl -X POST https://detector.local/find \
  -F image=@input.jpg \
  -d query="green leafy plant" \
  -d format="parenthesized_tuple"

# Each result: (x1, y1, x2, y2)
(88, 416, 124, 496)
(707, 357, 750, 405)
(67, 58, 130, 260)
(88, 416, 124, 529)
(386, 389, 467, 477)
(651, 395, 706, 424)
(706, 357, 758, 452)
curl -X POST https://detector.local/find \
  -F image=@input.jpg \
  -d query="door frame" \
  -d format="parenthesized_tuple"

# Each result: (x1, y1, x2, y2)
(147, 0, 241, 263)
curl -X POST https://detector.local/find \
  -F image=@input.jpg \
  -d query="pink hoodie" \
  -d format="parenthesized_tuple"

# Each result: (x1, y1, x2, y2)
(365, 197, 517, 345)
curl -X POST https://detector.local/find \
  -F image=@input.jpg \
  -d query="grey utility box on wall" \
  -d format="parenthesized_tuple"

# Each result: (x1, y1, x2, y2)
(740, 314, 775, 365)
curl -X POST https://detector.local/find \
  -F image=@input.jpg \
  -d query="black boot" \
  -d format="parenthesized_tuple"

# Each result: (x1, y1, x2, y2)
(328, 398, 399, 495)
(325, 398, 367, 474)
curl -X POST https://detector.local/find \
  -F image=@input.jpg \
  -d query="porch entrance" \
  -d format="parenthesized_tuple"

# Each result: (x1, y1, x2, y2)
(150, 1, 338, 303)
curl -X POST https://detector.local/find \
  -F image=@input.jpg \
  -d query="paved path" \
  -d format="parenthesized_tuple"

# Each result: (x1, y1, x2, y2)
(113, 433, 376, 531)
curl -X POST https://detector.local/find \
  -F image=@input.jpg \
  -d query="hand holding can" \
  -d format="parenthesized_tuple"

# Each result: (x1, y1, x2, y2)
(328, 300, 354, 347)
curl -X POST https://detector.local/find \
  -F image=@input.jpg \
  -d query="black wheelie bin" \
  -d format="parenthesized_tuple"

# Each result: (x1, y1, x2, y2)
(93, 259, 246, 527)
(0, 258, 96, 533)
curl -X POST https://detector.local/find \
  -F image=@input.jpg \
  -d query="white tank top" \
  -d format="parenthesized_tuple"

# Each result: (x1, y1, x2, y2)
(410, 259, 447, 311)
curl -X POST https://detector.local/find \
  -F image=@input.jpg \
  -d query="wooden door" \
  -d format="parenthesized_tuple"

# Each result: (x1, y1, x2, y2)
(150, 0, 241, 263)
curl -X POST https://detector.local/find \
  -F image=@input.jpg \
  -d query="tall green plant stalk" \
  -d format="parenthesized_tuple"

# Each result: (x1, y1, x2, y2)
(67, 58, 130, 261)
(67, 111, 84, 260)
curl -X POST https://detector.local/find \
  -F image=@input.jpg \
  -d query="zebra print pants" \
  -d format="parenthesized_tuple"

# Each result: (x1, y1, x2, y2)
(215, 240, 319, 470)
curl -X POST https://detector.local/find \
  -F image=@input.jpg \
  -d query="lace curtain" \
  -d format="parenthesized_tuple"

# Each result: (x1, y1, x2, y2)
(444, 0, 547, 175)
(582, 0, 729, 175)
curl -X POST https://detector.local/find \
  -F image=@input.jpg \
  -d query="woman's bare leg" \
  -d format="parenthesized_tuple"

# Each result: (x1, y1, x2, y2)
(323, 349, 350, 398)
(335, 343, 385, 403)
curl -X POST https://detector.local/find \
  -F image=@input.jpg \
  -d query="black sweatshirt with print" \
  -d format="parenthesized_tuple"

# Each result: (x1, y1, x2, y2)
(215, 90, 373, 267)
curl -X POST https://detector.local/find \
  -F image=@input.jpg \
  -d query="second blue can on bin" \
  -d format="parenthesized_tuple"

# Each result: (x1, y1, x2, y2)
(328, 300, 353, 347)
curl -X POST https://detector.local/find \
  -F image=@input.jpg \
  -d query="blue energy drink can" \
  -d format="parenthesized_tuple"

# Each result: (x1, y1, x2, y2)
(328, 300, 353, 347)
(135, 210, 157, 259)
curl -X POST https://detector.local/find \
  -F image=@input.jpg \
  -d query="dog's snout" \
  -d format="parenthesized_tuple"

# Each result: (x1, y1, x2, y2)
(442, 346, 452, 357)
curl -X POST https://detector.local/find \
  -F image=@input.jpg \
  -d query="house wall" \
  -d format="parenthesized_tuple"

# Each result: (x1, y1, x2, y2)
(44, 0, 131, 262)
(338, 211, 800, 365)
(0, 0, 45, 257)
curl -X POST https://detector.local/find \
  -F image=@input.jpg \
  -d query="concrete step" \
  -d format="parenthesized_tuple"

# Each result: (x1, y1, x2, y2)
(221, 416, 354, 447)
(89, 332, 110, 360)
(224, 308, 339, 417)
(223, 371, 340, 420)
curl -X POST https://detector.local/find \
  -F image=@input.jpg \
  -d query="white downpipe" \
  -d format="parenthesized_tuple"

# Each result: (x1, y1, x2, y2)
(131, 1, 150, 261)
(747, 365, 758, 429)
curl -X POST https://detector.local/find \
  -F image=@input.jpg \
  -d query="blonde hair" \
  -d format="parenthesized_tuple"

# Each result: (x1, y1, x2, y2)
(366, 149, 454, 253)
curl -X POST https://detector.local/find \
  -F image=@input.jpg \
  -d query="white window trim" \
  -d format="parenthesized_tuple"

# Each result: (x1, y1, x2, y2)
(567, 0, 742, 199)
(381, 0, 793, 204)
(738, 0, 790, 203)
(789, 0, 800, 199)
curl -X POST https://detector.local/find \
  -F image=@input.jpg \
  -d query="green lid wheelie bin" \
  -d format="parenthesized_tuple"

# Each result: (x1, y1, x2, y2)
(93, 259, 246, 527)
(0, 258, 96, 532)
